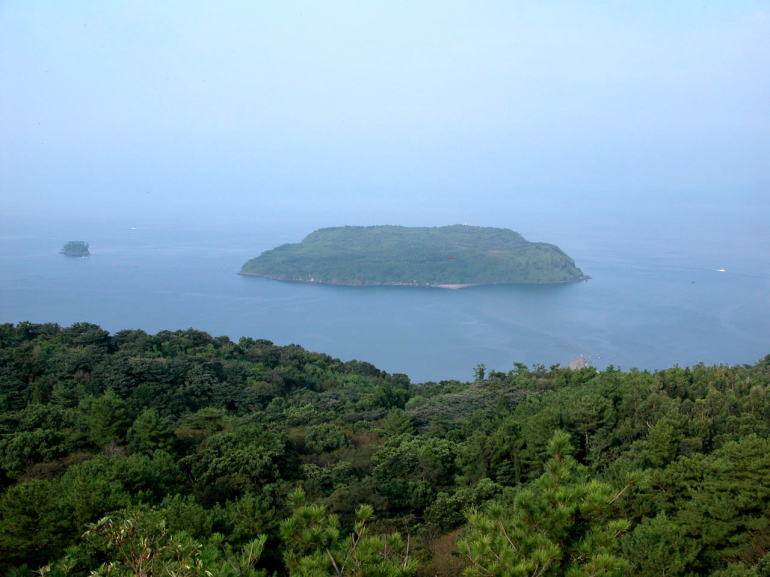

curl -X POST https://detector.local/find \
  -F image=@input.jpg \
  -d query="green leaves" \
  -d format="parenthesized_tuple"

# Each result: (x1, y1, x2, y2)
(371, 436, 457, 515)
(304, 423, 350, 453)
(2, 321, 770, 577)
(127, 408, 175, 454)
(79, 390, 132, 449)
(180, 425, 289, 503)
(620, 514, 698, 577)
(457, 431, 629, 577)
(281, 489, 415, 577)
(64, 510, 266, 577)
(633, 434, 770, 572)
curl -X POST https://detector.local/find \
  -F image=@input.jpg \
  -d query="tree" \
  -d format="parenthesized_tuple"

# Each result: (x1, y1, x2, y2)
(371, 437, 457, 515)
(457, 431, 629, 577)
(127, 408, 175, 454)
(636, 434, 770, 573)
(280, 488, 415, 577)
(180, 425, 289, 503)
(304, 423, 349, 453)
(620, 514, 698, 577)
(79, 390, 132, 448)
(41, 510, 266, 577)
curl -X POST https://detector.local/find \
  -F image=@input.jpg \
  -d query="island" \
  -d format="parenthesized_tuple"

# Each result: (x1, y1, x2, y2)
(60, 241, 90, 257)
(240, 225, 587, 287)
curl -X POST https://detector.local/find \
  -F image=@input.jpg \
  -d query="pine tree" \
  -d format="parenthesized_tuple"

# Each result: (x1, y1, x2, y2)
(457, 431, 629, 577)
(280, 488, 415, 577)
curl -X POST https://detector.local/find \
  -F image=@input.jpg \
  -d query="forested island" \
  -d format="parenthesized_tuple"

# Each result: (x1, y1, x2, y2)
(60, 241, 90, 257)
(1, 321, 768, 577)
(240, 225, 586, 287)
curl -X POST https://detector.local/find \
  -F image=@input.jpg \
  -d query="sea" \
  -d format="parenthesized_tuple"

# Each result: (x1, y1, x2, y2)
(1, 204, 768, 383)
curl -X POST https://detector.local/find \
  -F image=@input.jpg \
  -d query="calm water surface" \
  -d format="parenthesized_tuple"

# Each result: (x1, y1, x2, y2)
(1, 207, 768, 382)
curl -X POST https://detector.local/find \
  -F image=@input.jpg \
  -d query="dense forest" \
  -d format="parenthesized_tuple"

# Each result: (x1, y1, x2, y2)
(1, 322, 768, 576)
(240, 225, 585, 286)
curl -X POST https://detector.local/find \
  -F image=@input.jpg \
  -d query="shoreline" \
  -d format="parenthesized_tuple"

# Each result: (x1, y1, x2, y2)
(238, 272, 590, 288)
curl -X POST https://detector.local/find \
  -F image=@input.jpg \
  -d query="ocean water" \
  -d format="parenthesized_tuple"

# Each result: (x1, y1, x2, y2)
(1, 206, 768, 382)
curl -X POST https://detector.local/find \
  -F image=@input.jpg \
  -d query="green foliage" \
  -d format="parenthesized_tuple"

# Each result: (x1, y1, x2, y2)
(79, 390, 132, 448)
(457, 431, 629, 577)
(304, 423, 350, 453)
(631, 434, 770, 573)
(241, 225, 585, 285)
(379, 409, 414, 437)
(281, 488, 416, 577)
(0, 427, 71, 478)
(1, 322, 769, 577)
(425, 478, 502, 531)
(371, 437, 458, 515)
(180, 424, 291, 503)
(620, 514, 698, 577)
(303, 461, 358, 499)
(42, 510, 266, 577)
(71, 452, 186, 503)
(0, 451, 186, 570)
(127, 408, 175, 454)
(0, 471, 131, 570)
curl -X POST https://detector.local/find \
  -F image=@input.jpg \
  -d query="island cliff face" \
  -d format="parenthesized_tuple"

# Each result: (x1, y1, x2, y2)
(240, 225, 586, 287)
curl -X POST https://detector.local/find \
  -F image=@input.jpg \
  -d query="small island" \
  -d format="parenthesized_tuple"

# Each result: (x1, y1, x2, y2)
(240, 225, 587, 287)
(60, 241, 90, 257)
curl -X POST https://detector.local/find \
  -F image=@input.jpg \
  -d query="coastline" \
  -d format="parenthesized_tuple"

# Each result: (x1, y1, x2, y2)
(238, 272, 589, 288)
(430, 283, 478, 289)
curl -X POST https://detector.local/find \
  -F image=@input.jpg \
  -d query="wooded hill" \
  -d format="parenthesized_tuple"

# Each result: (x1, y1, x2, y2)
(240, 225, 586, 286)
(60, 241, 89, 257)
(0, 322, 768, 576)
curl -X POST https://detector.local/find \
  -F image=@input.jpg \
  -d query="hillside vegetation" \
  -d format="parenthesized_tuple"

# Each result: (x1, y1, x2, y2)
(240, 225, 586, 286)
(60, 241, 90, 257)
(1, 322, 769, 576)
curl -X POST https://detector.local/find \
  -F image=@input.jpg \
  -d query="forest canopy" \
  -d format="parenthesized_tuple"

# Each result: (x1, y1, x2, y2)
(240, 225, 587, 286)
(0, 321, 768, 576)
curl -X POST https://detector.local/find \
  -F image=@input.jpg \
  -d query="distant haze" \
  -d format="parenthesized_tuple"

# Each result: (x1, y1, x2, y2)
(1, 1, 768, 227)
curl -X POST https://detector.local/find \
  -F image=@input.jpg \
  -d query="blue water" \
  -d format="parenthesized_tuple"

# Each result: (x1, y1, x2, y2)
(1, 206, 768, 382)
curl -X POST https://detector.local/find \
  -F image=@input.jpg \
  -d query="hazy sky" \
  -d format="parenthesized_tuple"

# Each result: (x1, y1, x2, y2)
(2, 1, 768, 225)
